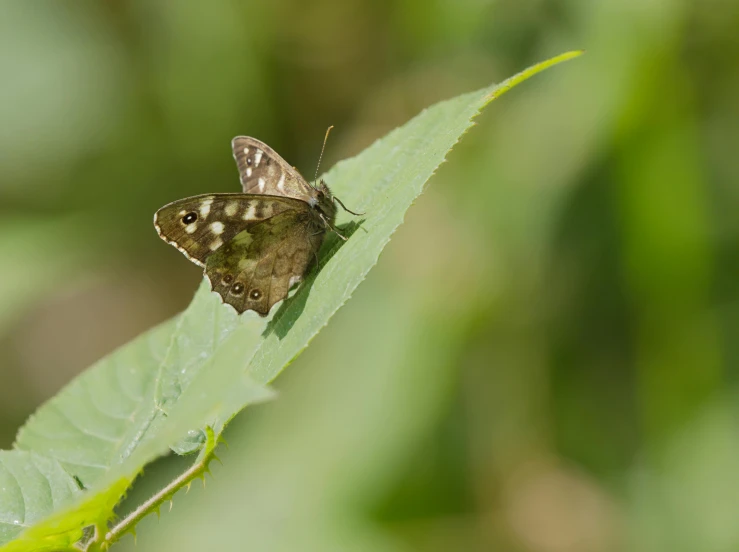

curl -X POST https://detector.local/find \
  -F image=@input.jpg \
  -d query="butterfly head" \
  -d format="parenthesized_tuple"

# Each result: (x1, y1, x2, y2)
(311, 179, 338, 222)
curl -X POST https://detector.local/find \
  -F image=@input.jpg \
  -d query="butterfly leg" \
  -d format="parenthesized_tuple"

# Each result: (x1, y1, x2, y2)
(319, 213, 348, 241)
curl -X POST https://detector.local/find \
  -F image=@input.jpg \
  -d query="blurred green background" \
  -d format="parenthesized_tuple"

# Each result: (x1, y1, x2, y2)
(1, 1, 738, 551)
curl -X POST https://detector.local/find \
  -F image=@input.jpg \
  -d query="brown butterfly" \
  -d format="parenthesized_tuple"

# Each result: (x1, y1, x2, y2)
(154, 135, 359, 315)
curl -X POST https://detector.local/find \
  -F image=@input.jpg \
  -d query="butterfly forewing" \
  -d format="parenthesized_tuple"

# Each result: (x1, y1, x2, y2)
(231, 136, 315, 202)
(205, 210, 323, 315)
(154, 193, 308, 267)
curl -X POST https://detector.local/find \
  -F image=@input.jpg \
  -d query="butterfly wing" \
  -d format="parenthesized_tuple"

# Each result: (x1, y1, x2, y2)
(231, 137, 317, 203)
(154, 193, 307, 267)
(205, 209, 325, 315)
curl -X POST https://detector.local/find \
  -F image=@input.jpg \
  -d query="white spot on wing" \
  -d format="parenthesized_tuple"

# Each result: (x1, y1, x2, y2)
(258, 178, 266, 192)
(246, 167, 252, 178)
(243, 147, 249, 154)
(242, 203, 257, 220)
(277, 174, 285, 192)
(224, 202, 238, 217)
(200, 197, 213, 218)
(209, 238, 223, 251)
(210, 221, 225, 235)
(288, 275, 302, 287)
(254, 149, 263, 166)
(185, 224, 198, 234)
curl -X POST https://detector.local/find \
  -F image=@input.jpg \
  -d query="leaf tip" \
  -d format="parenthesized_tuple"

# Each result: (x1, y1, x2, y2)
(484, 50, 585, 103)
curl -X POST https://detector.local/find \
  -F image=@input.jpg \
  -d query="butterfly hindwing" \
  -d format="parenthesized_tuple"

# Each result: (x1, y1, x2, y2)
(153, 193, 307, 267)
(205, 209, 324, 315)
(231, 136, 316, 203)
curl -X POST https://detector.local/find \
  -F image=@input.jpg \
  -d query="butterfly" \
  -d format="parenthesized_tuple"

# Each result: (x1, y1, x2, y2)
(154, 135, 360, 316)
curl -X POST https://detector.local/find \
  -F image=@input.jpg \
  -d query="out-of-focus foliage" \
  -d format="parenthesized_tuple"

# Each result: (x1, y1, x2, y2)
(0, 1, 736, 551)
(1, 61, 576, 549)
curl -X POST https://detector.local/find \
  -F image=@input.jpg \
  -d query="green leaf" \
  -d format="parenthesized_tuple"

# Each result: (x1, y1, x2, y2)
(0, 51, 582, 551)
(0, 451, 83, 548)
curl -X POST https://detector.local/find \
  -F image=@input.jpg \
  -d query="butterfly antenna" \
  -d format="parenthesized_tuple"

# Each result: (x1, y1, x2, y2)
(314, 125, 334, 185)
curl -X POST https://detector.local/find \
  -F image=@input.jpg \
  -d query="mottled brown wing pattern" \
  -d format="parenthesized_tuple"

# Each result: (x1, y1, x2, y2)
(231, 136, 316, 202)
(153, 193, 306, 267)
(205, 209, 325, 315)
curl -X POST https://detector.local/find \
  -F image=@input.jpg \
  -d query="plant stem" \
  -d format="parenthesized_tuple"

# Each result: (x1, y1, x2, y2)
(86, 427, 217, 551)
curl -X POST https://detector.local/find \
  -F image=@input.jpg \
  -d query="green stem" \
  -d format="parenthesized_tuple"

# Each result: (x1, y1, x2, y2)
(85, 427, 218, 551)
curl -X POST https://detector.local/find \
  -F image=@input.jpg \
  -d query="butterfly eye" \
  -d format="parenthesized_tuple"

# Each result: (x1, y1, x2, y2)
(249, 289, 263, 300)
(182, 212, 198, 224)
(231, 282, 245, 295)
